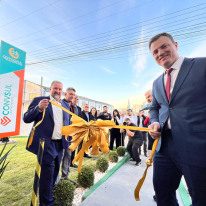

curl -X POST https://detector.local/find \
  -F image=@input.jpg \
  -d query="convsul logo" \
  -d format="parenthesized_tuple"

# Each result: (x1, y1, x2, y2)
(9, 48, 19, 59)
(0, 116, 11, 126)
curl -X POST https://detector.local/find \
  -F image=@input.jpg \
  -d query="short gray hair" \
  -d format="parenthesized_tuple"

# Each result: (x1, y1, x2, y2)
(145, 90, 152, 95)
(51, 81, 63, 87)
(149, 32, 175, 49)
(66, 87, 76, 92)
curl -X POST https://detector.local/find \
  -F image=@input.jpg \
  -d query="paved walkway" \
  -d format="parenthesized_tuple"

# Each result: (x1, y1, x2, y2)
(80, 154, 184, 206)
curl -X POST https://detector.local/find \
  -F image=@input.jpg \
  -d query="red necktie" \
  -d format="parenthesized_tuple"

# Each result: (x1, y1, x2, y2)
(166, 68, 173, 101)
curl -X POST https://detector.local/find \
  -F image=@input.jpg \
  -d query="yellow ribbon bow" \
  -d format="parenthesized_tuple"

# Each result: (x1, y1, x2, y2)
(28, 99, 160, 201)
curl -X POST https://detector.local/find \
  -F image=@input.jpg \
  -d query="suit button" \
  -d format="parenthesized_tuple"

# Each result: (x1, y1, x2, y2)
(169, 107, 173, 110)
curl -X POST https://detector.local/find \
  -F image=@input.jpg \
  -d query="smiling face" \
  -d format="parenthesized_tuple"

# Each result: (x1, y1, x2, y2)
(150, 36, 179, 70)
(50, 82, 63, 101)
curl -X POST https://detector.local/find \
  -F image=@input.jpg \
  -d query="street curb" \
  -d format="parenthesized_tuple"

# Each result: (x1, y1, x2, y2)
(178, 180, 192, 206)
(82, 152, 130, 201)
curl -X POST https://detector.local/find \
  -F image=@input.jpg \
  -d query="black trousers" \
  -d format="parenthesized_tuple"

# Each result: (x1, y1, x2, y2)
(126, 139, 141, 162)
(153, 130, 206, 206)
(139, 132, 147, 154)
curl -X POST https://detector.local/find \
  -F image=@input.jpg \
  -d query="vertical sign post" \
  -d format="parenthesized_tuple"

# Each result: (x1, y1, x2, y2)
(0, 40, 26, 138)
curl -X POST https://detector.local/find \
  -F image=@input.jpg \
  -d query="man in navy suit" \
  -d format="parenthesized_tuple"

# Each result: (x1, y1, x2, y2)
(24, 81, 71, 206)
(148, 32, 206, 206)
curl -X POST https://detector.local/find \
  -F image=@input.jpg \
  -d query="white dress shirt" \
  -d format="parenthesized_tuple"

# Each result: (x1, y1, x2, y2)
(164, 56, 184, 129)
(139, 116, 143, 127)
(50, 95, 63, 140)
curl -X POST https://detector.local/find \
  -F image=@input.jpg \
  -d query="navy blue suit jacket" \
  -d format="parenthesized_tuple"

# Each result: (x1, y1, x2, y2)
(24, 96, 71, 155)
(150, 57, 206, 167)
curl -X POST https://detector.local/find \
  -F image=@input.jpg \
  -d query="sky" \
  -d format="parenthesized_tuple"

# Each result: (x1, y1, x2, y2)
(0, 0, 206, 109)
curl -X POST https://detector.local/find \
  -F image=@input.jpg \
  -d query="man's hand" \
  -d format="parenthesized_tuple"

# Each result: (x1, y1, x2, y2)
(38, 99, 49, 111)
(148, 122, 161, 139)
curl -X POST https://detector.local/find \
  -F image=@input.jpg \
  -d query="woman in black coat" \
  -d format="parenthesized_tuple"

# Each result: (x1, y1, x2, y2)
(90, 107, 97, 121)
(109, 109, 121, 151)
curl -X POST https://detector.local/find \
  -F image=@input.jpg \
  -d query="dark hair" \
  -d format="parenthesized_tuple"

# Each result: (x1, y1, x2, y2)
(125, 118, 130, 122)
(113, 109, 120, 119)
(66, 87, 76, 92)
(103, 106, 107, 108)
(90, 107, 96, 113)
(149, 32, 175, 49)
(127, 109, 132, 112)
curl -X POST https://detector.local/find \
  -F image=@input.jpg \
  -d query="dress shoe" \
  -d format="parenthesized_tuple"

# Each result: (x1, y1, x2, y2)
(130, 158, 135, 161)
(84, 154, 91, 158)
(153, 195, 156, 202)
(70, 164, 78, 168)
(144, 153, 147, 157)
(135, 161, 141, 166)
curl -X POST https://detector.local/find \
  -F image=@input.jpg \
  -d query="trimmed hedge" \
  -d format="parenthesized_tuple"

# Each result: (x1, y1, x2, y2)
(77, 166, 94, 188)
(96, 157, 109, 172)
(116, 147, 126, 157)
(108, 151, 118, 163)
(53, 180, 75, 206)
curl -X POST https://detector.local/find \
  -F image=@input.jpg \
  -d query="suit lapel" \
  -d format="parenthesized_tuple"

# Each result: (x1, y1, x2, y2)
(48, 100, 54, 120)
(158, 74, 168, 104)
(170, 58, 194, 104)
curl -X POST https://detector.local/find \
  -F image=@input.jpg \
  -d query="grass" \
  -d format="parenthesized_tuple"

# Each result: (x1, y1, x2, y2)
(0, 137, 109, 206)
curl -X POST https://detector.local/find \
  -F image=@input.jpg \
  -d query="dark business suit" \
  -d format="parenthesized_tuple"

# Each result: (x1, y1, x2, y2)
(150, 58, 206, 206)
(97, 112, 112, 120)
(24, 96, 71, 206)
(70, 104, 82, 164)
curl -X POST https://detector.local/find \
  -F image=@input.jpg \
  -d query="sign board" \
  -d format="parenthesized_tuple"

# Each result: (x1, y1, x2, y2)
(0, 40, 26, 138)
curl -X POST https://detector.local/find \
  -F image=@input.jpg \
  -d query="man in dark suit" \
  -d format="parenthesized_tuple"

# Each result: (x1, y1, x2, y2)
(137, 110, 147, 157)
(78, 104, 92, 158)
(97, 106, 112, 120)
(24, 81, 71, 206)
(72, 95, 82, 118)
(148, 32, 206, 206)
(60, 87, 77, 183)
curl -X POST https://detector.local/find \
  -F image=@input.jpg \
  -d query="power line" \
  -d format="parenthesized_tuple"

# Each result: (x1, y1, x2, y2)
(9, 0, 127, 41)
(26, 36, 206, 71)
(26, 12, 206, 61)
(0, 0, 60, 27)
(15, 0, 154, 46)
(26, 2, 206, 55)
(26, 28, 206, 66)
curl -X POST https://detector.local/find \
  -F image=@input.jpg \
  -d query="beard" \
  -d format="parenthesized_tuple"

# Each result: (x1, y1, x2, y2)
(53, 94, 60, 100)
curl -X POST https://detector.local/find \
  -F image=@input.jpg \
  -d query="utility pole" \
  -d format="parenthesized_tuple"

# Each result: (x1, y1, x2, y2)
(40, 76, 43, 96)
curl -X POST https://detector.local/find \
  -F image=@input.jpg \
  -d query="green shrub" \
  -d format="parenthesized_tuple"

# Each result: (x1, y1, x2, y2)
(116, 147, 126, 157)
(96, 157, 109, 172)
(77, 166, 94, 188)
(108, 151, 118, 163)
(53, 180, 75, 206)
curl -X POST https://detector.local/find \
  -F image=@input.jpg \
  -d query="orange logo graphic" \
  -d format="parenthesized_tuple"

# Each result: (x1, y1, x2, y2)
(1, 116, 11, 126)
(9, 48, 19, 59)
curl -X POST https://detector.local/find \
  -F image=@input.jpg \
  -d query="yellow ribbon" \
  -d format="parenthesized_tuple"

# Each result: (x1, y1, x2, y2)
(28, 109, 45, 148)
(27, 99, 160, 201)
(134, 137, 160, 201)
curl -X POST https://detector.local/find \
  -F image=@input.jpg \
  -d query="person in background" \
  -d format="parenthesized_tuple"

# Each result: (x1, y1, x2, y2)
(110, 109, 121, 151)
(79, 104, 92, 158)
(96, 110, 100, 117)
(144, 90, 155, 158)
(60, 87, 77, 184)
(120, 111, 126, 146)
(90, 107, 97, 121)
(125, 109, 137, 125)
(137, 110, 147, 157)
(97, 106, 112, 120)
(72, 95, 82, 118)
(120, 118, 143, 166)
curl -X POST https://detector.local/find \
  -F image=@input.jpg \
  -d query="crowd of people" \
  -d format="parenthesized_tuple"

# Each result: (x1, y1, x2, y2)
(23, 32, 206, 206)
